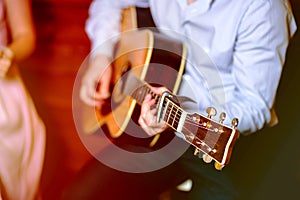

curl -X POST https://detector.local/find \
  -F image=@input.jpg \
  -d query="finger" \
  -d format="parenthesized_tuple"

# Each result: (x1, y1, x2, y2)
(138, 116, 158, 136)
(95, 82, 110, 100)
(79, 85, 96, 106)
(99, 72, 111, 97)
(144, 93, 152, 101)
(140, 94, 152, 118)
(85, 80, 105, 102)
(141, 107, 165, 129)
(144, 108, 158, 126)
(139, 116, 167, 136)
(93, 90, 110, 101)
(80, 80, 104, 107)
(139, 103, 168, 136)
(141, 102, 156, 123)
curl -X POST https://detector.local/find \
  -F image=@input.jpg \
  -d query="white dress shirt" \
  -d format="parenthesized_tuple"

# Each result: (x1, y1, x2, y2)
(85, 0, 297, 134)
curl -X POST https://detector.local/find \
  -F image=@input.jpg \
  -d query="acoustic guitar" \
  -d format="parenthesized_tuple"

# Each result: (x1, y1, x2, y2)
(80, 7, 240, 170)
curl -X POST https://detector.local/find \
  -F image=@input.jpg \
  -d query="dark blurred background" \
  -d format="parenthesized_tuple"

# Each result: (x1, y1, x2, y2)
(19, 0, 300, 199)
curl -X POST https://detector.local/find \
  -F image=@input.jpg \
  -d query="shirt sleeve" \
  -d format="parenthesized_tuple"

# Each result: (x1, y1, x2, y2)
(223, 0, 297, 134)
(85, 0, 150, 59)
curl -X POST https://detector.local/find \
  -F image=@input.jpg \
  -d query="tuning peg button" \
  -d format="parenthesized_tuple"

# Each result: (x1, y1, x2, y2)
(219, 112, 226, 123)
(202, 154, 213, 163)
(214, 162, 224, 170)
(231, 118, 239, 128)
(194, 148, 200, 156)
(206, 107, 217, 118)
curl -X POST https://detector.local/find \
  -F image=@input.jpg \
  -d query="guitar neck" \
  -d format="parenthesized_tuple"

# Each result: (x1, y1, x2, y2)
(131, 84, 160, 106)
(126, 72, 191, 133)
(129, 80, 185, 132)
(131, 85, 215, 156)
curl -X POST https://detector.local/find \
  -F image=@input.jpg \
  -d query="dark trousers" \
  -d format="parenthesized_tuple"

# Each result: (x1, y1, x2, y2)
(61, 140, 238, 200)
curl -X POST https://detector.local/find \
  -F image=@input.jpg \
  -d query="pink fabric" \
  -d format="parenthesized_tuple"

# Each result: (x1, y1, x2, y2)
(0, 1, 45, 199)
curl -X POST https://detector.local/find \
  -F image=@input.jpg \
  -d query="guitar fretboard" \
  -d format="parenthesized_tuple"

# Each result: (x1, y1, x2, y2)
(131, 85, 159, 105)
(162, 98, 184, 130)
(130, 83, 184, 131)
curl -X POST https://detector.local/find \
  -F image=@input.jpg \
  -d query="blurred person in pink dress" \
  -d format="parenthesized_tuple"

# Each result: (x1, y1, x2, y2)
(0, 0, 45, 199)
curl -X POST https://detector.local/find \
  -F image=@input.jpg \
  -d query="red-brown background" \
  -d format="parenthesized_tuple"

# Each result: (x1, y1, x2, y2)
(19, 0, 300, 199)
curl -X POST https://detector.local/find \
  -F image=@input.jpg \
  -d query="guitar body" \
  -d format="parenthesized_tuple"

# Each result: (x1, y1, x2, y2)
(99, 29, 185, 139)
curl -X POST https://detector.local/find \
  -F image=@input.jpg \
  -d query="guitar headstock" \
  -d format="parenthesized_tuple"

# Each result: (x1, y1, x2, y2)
(184, 107, 239, 170)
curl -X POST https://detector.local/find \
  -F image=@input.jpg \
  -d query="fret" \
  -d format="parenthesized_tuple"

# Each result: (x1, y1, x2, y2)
(131, 86, 139, 103)
(173, 104, 181, 130)
(131, 89, 137, 101)
(166, 101, 174, 126)
(142, 86, 148, 102)
(162, 99, 184, 130)
(131, 84, 185, 132)
(136, 87, 141, 103)
(138, 86, 143, 103)
(163, 99, 170, 123)
(154, 93, 160, 103)
(173, 106, 179, 127)
(150, 90, 156, 101)
(131, 85, 150, 104)
(171, 105, 178, 128)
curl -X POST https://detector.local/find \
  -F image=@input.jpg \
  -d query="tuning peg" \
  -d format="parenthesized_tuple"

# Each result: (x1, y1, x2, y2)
(192, 115, 200, 123)
(231, 118, 239, 128)
(206, 107, 217, 118)
(194, 148, 200, 156)
(219, 112, 226, 123)
(214, 162, 224, 170)
(202, 154, 213, 163)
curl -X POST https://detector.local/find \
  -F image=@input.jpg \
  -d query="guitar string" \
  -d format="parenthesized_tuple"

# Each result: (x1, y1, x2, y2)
(133, 86, 226, 134)
(182, 126, 217, 152)
(132, 85, 226, 140)
(163, 100, 220, 155)
(131, 85, 227, 150)
(132, 85, 210, 128)
(162, 99, 222, 151)
(163, 98, 218, 132)
(163, 99, 231, 154)
(130, 87, 216, 153)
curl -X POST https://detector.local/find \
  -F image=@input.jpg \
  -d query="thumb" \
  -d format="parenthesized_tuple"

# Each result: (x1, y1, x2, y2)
(97, 67, 112, 99)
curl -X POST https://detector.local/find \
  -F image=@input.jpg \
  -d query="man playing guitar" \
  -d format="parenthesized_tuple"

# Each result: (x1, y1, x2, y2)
(67, 0, 297, 199)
